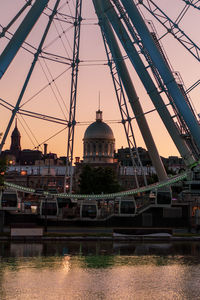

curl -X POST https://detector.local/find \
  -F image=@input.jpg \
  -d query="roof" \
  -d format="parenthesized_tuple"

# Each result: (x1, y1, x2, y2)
(11, 126, 21, 137)
(84, 120, 115, 140)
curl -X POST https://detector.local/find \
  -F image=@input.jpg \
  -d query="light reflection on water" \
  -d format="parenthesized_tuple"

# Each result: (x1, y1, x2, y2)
(0, 241, 200, 299)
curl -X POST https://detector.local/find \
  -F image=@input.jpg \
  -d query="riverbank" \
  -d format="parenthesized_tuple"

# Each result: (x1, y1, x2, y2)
(1, 226, 200, 241)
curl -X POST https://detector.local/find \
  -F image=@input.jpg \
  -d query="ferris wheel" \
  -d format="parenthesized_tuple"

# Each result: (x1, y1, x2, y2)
(0, 0, 200, 200)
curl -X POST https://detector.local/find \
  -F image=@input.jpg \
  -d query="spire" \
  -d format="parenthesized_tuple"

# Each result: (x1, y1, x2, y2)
(96, 92, 102, 122)
(11, 118, 20, 137)
(10, 118, 21, 153)
(98, 91, 101, 110)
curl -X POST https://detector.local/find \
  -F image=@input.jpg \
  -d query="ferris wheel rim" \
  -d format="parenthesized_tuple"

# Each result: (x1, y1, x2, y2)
(0, 0, 199, 195)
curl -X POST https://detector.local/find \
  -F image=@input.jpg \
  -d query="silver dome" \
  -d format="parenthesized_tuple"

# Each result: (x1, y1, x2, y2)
(84, 121, 114, 140)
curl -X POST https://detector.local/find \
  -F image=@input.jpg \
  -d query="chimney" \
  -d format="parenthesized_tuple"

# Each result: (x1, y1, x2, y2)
(75, 157, 80, 163)
(44, 144, 48, 156)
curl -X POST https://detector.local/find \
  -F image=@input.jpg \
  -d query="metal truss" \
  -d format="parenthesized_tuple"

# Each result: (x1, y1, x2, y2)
(101, 30, 147, 187)
(93, 0, 169, 182)
(136, 0, 200, 62)
(113, 0, 200, 159)
(5, 169, 190, 198)
(111, 0, 165, 91)
(0, 0, 61, 154)
(0, 0, 33, 38)
(65, 0, 82, 193)
(1, 0, 200, 199)
(0, 0, 49, 79)
(182, 0, 200, 10)
(0, 98, 68, 126)
(187, 79, 200, 93)
(97, 0, 197, 167)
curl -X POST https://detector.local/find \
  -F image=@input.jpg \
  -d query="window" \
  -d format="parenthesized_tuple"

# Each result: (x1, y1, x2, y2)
(105, 144, 108, 154)
(87, 144, 90, 155)
(99, 143, 102, 155)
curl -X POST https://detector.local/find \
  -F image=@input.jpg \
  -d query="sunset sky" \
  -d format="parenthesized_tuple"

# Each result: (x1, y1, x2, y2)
(0, 0, 200, 161)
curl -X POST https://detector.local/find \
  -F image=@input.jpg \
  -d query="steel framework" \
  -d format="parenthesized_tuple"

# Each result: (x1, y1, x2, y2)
(0, 0, 200, 203)
(136, 0, 200, 62)
(65, 0, 82, 193)
(0, 0, 60, 154)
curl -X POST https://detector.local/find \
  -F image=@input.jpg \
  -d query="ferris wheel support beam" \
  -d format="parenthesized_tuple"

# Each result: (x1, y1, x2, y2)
(65, 0, 82, 193)
(0, 0, 33, 38)
(121, 0, 200, 153)
(0, 0, 61, 155)
(182, 0, 200, 10)
(0, 97, 68, 125)
(0, 0, 49, 79)
(93, 0, 167, 182)
(112, 0, 199, 158)
(137, 0, 200, 63)
(99, 0, 195, 167)
(101, 32, 144, 188)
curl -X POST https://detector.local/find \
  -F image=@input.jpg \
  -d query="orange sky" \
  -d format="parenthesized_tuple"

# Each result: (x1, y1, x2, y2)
(0, 0, 200, 160)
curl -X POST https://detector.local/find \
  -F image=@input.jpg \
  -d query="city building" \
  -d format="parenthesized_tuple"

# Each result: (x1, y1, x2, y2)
(83, 109, 115, 164)
(74, 109, 119, 192)
(1, 115, 186, 193)
(10, 119, 21, 157)
(115, 146, 152, 167)
(1, 120, 42, 165)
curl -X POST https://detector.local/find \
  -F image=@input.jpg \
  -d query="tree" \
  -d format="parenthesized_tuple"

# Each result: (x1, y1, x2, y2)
(147, 173, 158, 185)
(79, 165, 121, 194)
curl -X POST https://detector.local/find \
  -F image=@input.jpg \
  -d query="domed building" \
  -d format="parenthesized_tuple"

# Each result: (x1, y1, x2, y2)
(72, 109, 119, 193)
(83, 110, 115, 164)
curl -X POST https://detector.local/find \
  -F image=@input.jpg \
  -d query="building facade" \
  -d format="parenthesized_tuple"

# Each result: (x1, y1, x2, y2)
(83, 110, 115, 164)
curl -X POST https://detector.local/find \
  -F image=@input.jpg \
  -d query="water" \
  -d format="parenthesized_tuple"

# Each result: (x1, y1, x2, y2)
(0, 241, 200, 300)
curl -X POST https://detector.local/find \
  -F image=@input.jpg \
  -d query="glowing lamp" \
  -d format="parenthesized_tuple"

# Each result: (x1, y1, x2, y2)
(21, 170, 27, 176)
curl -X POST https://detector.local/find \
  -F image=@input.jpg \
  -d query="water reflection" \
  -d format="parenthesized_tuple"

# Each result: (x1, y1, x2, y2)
(0, 241, 200, 299)
(1, 240, 200, 258)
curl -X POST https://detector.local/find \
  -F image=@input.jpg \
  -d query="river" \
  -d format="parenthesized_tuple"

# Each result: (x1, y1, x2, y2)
(0, 241, 200, 299)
